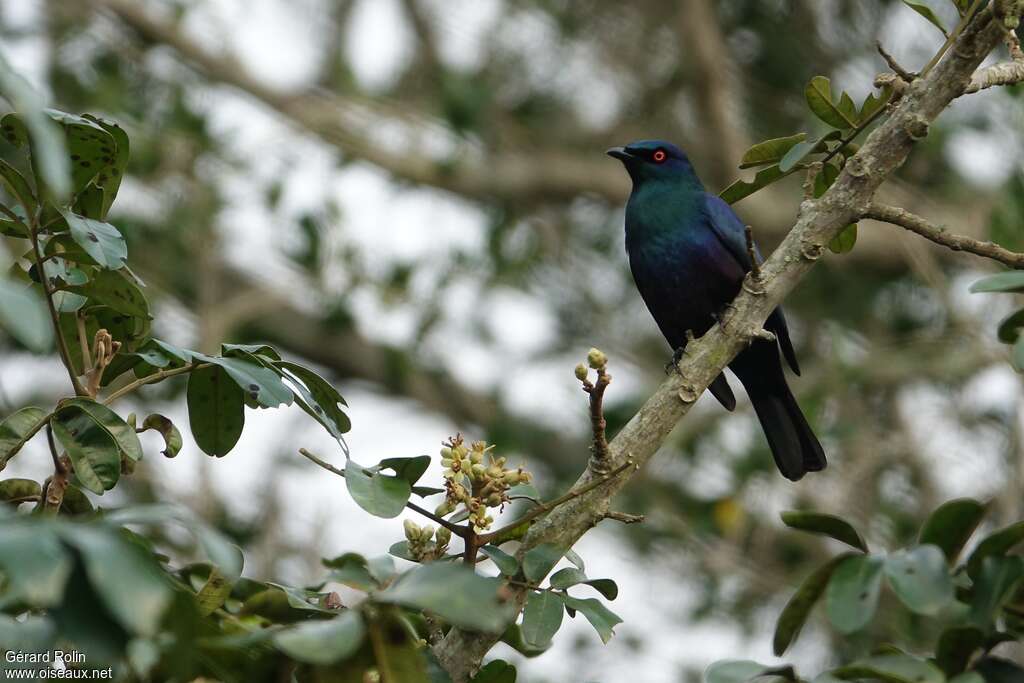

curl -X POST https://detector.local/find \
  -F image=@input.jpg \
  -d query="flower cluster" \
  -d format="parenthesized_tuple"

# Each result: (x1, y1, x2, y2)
(434, 434, 532, 532)
(403, 519, 451, 562)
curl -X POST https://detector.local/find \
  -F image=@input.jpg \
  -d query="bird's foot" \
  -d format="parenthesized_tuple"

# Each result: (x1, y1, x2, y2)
(664, 347, 683, 375)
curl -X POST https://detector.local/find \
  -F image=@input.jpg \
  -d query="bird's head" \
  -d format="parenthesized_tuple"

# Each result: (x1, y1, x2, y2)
(606, 140, 702, 188)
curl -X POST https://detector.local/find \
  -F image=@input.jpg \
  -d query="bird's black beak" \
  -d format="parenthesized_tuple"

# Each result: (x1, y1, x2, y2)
(606, 146, 632, 161)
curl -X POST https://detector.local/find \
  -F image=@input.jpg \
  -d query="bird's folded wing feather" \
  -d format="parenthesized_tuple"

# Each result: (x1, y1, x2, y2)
(702, 194, 801, 375)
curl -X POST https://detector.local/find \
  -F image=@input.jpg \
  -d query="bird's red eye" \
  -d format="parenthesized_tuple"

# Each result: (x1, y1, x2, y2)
(653, 149, 667, 163)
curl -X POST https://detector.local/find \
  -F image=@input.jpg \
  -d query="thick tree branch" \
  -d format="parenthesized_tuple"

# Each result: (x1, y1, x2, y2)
(433, 9, 1006, 680)
(863, 203, 1024, 268)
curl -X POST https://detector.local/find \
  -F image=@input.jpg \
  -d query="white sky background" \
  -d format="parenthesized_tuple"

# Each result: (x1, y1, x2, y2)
(2, 0, 1024, 681)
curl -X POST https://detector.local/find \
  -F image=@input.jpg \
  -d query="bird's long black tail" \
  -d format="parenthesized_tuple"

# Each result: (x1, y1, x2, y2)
(732, 343, 826, 481)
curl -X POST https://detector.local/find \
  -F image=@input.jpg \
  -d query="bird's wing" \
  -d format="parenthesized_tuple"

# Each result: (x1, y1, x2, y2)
(703, 194, 801, 375)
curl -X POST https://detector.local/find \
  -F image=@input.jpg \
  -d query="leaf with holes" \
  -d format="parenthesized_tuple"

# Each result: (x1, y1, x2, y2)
(69, 269, 147, 319)
(346, 459, 410, 518)
(46, 109, 117, 196)
(884, 545, 954, 615)
(52, 405, 121, 494)
(83, 115, 128, 219)
(826, 554, 884, 633)
(187, 365, 245, 457)
(0, 406, 46, 469)
(61, 212, 126, 271)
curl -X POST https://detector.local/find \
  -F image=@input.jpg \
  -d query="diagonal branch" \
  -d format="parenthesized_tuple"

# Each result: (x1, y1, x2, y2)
(863, 203, 1024, 268)
(432, 8, 1007, 680)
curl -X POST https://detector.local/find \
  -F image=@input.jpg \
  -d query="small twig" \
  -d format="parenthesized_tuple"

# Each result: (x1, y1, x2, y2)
(863, 203, 1024, 269)
(477, 459, 634, 545)
(28, 219, 87, 396)
(297, 448, 469, 538)
(921, 0, 986, 78)
(76, 314, 92, 375)
(102, 362, 210, 405)
(744, 225, 761, 281)
(876, 41, 919, 81)
(603, 511, 645, 524)
(577, 349, 611, 472)
(46, 423, 65, 474)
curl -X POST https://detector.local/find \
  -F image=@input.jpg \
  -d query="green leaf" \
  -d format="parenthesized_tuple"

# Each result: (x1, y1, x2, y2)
(274, 610, 365, 665)
(521, 590, 564, 648)
(814, 163, 841, 198)
(59, 483, 93, 515)
(0, 523, 72, 606)
(860, 86, 893, 124)
(523, 543, 565, 583)
(139, 414, 183, 458)
(948, 674, 985, 683)
(70, 269, 148, 320)
(377, 563, 514, 632)
(83, 116, 129, 219)
(902, 1, 949, 35)
(0, 477, 41, 505)
(805, 76, 857, 129)
(276, 360, 350, 436)
(969, 556, 1024, 626)
(471, 660, 517, 683)
(62, 212, 128, 271)
(826, 554, 884, 634)
(705, 661, 774, 683)
(187, 364, 245, 457)
(196, 353, 293, 409)
(325, 553, 379, 590)
(774, 553, 857, 655)
(0, 614, 55, 653)
(998, 309, 1024, 344)
(919, 498, 988, 563)
(720, 164, 794, 205)
(884, 545, 954, 615)
(547, 567, 618, 599)
(0, 64, 71, 200)
(828, 224, 858, 254)
(0, 158, 37, 216)
(780, 510, 868, 551)
(973, 657, 1024, 683)
(105, 503, 244, 580)
(61, 398, 142, 462)
(779, 140, 819, 173)
(195, 566, 231, 616)
(59, 524, 173, 636)
(561, 595, 621, 644)
(0, 281, 53, 352)
(346, 459, 411, 518)
(967, 520, 1024, 578)
(500, 623, 550, 658)
(0, 406, 47, 469)
(368, 613, 429, 683)
(45, 109, 118, 196)
(52, 405, 121, 494)
(738, 134, 807, 169)
(831, 654, 945, 683)
(935, 626, 985, 676)
(379, 456, 431, 486)
(481, 545, 520, 576)
(388, 540, 417, 562)
(970, 271, 1024, 293)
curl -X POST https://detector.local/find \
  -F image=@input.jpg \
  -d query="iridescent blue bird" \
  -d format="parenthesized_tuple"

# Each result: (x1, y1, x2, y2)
(608, 140, 825, 480)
